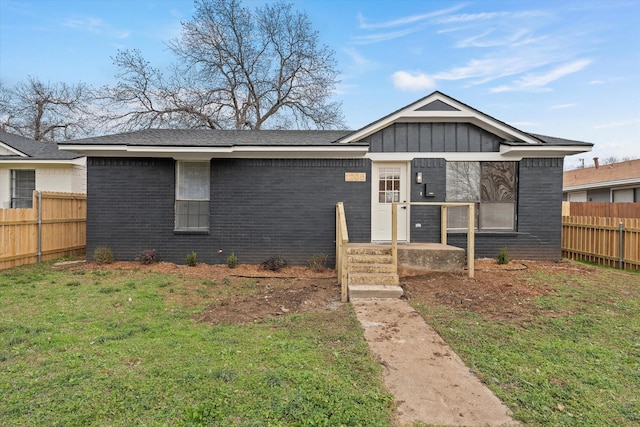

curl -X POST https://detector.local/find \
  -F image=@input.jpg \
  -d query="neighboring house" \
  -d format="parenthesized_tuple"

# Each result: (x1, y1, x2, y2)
(0, 131, 86, 208)
(563, 158, 640, 202)
(59, 91, 592, 265)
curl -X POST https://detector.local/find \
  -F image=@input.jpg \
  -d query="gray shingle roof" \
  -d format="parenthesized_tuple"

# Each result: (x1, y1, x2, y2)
(527, 133, 593, 147)
(59, 129, 362, 147)
(0, 131, 83, 160)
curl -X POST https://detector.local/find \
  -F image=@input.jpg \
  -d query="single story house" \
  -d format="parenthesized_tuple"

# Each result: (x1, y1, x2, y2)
(0, 131, 86, 208)
(563, 158, 640, 202)
(59, 92, 592, 266)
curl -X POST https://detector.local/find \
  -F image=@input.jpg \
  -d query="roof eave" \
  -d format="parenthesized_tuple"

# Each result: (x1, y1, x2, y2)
(59, 144, 369, 160)
(499, 144, 593, 158)
(0, 158, 85, 166)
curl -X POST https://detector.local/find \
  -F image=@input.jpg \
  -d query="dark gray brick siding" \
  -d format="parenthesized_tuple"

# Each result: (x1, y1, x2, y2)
(445, 157, 565, 260)
(87, 152, 564, 265)
(87, 157, 370, 266)
(409, 158, 447, 243)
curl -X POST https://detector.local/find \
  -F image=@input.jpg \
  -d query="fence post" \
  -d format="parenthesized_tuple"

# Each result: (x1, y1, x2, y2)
(619, 221, 624, 270)
(37, 191, 42, 264)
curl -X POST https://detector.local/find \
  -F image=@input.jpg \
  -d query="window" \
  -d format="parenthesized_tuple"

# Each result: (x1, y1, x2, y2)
(378, 167, 401, 203)
(446, 162, 517, 231)
(11, 169, 35, 208)
(175, 161, 210, 231)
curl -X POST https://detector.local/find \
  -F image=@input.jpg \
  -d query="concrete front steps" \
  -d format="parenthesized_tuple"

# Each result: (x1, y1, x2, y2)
(345, 243, 467, 300)
(346, 245, 403, 300)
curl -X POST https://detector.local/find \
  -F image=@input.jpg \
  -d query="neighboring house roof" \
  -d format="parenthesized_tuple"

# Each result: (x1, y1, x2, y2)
(0, 131, 83, 161)
(563, 158, 640, 192)
(59, 91, 593, 160)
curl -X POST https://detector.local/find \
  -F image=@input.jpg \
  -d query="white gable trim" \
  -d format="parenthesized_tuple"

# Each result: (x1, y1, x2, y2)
(0, 141, 27, 156)
(338, 92, 542, 145)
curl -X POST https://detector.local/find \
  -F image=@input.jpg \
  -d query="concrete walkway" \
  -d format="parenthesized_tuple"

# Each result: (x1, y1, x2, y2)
(352, 298, 518, 426)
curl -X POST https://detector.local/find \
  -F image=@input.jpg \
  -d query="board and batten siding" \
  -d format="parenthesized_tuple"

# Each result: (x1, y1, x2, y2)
(364, 123, 503, 153)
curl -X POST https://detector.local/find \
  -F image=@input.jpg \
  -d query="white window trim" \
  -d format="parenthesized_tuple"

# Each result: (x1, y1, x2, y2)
(175, 161, 210, 231)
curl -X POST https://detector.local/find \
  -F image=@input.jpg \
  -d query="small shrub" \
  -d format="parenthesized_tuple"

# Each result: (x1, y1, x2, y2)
(226, 252, 238, 268)
(186, 251, 198, 267)
(496, 247, 510, 265)
(94, 247, 114, 265)
(260, 256, 287, 271)
(307, 253, 328, 271)
(136, 249, 158, 265)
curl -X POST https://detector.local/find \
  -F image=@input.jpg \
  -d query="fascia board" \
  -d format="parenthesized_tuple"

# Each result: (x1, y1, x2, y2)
(500, 144, 592, 157)
(58, 144, 369, 160)
(367, 152, 524, 162)
(0, 159, 80, 166)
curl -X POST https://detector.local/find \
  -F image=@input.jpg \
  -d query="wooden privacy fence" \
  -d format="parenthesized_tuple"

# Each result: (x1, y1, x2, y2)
(562, 216, 640, 271)
(0, 191, 86, 270)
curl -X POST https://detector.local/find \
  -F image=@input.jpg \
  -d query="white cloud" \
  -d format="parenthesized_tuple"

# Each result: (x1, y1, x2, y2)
(344, 48, 374, 67)
(519, 59, 591, 86)
(353, 4, 466, 44)
(392, 71, 436, 91)
(357, 4, 465, 30)
(435, 10, 547, 25)
(589, 80, 604, 85)
(549, 103, 577, 110)
(63, 17, 130, 39)
(593, 118, 640, 130)
(352, 27, 422, 45)
(489, 59, 592, 92)
(433, 54, 558, 84)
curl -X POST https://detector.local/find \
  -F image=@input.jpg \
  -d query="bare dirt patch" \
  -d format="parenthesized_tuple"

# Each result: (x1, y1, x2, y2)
(402, 259, 596, 321)
(72, 259, 597, 324)
(77, 261, 341, 324)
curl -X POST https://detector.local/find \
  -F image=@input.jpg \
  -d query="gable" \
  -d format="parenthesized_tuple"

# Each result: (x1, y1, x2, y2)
(0, 141, 26, 156)
(364, 122, 502, 153)
(338, 91, 592, 159)
(415, 99, 460, 112)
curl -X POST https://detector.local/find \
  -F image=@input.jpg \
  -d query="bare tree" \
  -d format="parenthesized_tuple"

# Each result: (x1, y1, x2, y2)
(601, 156, 619, 165)
(0, 76, 94, 142)
(100, 0, 344, 131)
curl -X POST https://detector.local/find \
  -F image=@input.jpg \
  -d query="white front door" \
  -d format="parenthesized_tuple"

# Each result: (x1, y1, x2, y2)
(371, 163, 409, 241)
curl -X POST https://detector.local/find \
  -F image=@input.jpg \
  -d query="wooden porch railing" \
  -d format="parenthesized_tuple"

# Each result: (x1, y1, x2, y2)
(391, 202, 475, 278)
(335, 202, 349, 302)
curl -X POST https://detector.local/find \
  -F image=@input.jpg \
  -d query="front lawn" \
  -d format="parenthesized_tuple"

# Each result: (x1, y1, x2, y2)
(408, 262, 640, 426)
(0, 262, 394, 426)
(2, 259, 638, 426)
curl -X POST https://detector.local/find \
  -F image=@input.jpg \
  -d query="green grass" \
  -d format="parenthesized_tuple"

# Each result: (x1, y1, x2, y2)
(0, 263, 394, 426)
(412, 265, 640, 426)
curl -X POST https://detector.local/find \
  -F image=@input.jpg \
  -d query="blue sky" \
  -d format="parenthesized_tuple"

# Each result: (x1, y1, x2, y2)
(1, 0, 639, 169)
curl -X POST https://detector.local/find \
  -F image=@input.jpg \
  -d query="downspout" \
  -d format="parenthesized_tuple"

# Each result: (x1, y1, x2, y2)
(37, 191, 42, 264)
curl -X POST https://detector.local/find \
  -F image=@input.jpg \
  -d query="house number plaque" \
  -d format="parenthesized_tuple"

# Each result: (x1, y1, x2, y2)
(345, 172, 366, 182)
